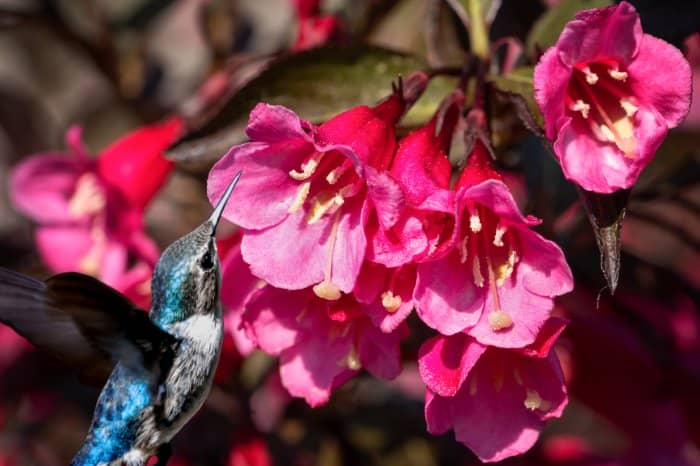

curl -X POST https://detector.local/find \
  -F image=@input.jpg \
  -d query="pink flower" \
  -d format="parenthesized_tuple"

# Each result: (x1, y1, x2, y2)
(421, 318, 568, 462)
(291, 0, 343, 51)
(414, 147, 573, 348)
(219, 231, 263, 356)
(243, 285, 405, 406)
(208, 74, 427, 300)
(366, 90, 462, 267)
(9, 118, 183, 306)
(534, 1, 692, 193)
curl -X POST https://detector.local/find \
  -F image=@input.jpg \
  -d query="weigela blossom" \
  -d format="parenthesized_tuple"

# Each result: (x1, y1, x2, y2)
(367, 90, 463, 267)
(421, 318, 568, 462)
(9, 119, 182, 306)
(208, 73, 427, 301)
(414, 144, 573, 348)
(242, 285, 405, 406)
(534, 1, 692, 193)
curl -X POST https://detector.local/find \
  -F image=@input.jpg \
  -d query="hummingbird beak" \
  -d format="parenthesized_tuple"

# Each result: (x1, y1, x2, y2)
(209, 171, 242, 236)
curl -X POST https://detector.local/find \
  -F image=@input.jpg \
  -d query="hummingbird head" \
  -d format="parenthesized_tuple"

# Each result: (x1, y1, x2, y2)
(150, 172, 241, 325)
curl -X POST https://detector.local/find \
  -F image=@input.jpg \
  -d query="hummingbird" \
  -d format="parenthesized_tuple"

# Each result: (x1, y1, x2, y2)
(0, 171, 243, 465)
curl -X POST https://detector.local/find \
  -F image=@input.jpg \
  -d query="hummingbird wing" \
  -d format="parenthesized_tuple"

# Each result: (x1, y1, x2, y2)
(0, 268, 177, 385)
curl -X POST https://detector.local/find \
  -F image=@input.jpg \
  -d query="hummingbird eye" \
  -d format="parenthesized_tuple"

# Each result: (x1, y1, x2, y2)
(200, 251, 214, 270)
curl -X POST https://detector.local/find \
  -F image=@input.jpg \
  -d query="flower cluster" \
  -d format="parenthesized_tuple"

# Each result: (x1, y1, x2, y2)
(10, 118, 183, 307)
(208, 72, 574, 461)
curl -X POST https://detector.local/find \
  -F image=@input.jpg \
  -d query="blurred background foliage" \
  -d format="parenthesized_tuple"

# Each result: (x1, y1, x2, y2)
(0, 0, 698, 465)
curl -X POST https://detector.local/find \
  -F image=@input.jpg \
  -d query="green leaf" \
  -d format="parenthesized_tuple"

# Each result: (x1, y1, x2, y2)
(525, 0, 612, 57)
(169, 46, 455, 172)
(488, 66, 544, 129)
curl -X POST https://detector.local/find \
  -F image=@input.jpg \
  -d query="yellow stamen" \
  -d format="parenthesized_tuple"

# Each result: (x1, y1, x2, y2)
(381, 291, 402, 313)
(313, 280, 342, 301)
(488, 310, 514, 331)
(495, 249, 518, 286)
(289, 152, 324, 180)
(306, 192, 344, 224)
(524, 389, 551, 411)
(288, 181, 310, 213)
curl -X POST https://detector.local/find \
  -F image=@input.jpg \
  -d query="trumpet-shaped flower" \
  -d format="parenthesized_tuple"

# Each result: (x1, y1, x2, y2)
(367, 90, 463, 267)
(243, 285, 405, 406)
(414, 146, 573, 348)
(208, 74, 427, 300)
(534, 1, 692, 193)
(9, 118, 182, 306)
(422, 318, 568, 462)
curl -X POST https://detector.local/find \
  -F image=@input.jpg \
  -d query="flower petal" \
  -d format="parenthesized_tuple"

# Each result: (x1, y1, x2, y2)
(418, 333, 486, 397)
(278, 326, 353, 407)
(628, 34, 692, 129)
(557, 1, 642, 66)
(9, 154, 88, 224)
(415, 253, 484, 335)
(35, 226, 93, 272)
(241, 210, 327, 290)
(534, 47, 572, 140)
(357, 320, 403, 379)
(244, 287, 311, 354)
(207, 140, 310, 230)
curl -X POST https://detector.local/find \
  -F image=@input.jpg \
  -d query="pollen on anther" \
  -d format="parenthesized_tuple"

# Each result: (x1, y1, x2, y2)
(313, 280, 342, 301)
(524, 389, 551, 411)
(346, 348, 362, 370)
(288, 181, 310, 213)
(609, 68, 628, 81)
(469, 213, 482, 233)
(570, 99, 590, 119)
(493, 225, 507, 247)
(620, 98, 638, 117)
(488, 310, 514, 331)
(381, 291, 402, 313)
(583, 67, 599, 85)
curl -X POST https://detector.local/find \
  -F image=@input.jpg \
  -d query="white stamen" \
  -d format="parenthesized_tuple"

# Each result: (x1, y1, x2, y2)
(609, 69, 628, 81)
(493, 225, 507, 247)
(583, 67, 599, 85)
(469, 214, 482, 233)
(620, 98, 638, 117)
(472, 256, 485, 288)
(459, 236, 469, 264)
(570, 99, 591, 119)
